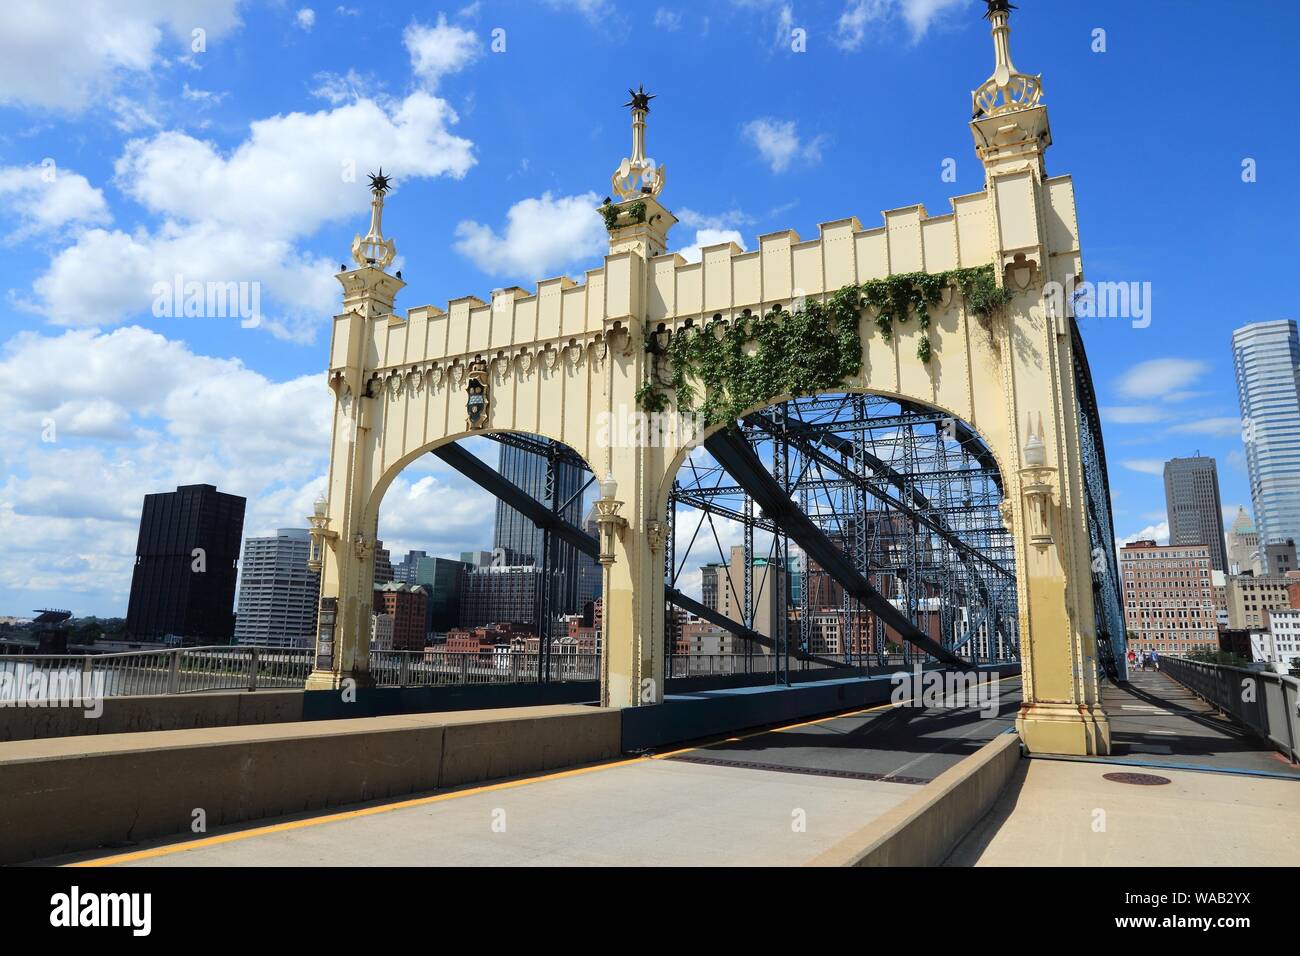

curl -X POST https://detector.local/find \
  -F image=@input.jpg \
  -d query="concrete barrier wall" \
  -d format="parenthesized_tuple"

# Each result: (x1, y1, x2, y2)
(0, 705, 621, 865)
(0, 682, 600, 741)
(809, 730, 1022, 867)
(624, 665, 1021, 753)
(0, 690, 304, 741)
(0, 665, 1021, 744)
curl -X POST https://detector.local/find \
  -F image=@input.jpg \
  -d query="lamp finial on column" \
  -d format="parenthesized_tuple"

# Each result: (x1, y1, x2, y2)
(612, 84, 666, 201)
(351, 168, 397, 270)
(972, 0, 1042, 119)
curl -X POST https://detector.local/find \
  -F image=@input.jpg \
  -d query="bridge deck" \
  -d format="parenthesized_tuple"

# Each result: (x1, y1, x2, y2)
(947, 670, 1300, 867)
(1103, 670, 1299, 776)
(57, 679, 1020, 867)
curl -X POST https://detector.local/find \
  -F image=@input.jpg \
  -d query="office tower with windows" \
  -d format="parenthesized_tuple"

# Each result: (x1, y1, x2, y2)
(1233, 320, 1300, 572)
(492, 442, 589, 615)
(233, 529, 319, 648)
(1163, 455, 1227, 571)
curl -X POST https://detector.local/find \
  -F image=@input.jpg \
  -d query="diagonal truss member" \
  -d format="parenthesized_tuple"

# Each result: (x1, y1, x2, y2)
(430, 442, 853, 670)
(749, 410, 1010, 650)
(703, 427, 969, 668)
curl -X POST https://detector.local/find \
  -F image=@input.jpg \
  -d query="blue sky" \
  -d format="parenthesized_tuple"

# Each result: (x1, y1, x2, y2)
(1, 0, 1297, 616)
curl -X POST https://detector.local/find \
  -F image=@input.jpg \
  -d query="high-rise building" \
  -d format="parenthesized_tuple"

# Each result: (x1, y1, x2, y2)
(458, 564, 543, 628)
(373, 582, 428, 651)
(699, 562, 727, 613)
(1227, 506, 1261, 575)
(402, 554, 471, 632)
(577, 506, 602, 609)
(373, 540, 394, 585)
(233, 529, 319, 648)
(1119, 539, 1217, 655)
(1226, 573, 1295, 632)
(1264, 540, 1297, 576)
(393, 550, 428, 585)
(126, 484, 246, 643)
(1232, 319, 1300, 571)
(1163, 455, 1227, 571)
(492, 442, 588, 614)
(719, 545, 787, 652)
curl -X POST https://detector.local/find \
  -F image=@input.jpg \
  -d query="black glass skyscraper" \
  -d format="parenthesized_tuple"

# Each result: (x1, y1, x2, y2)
(125, 483, 246, 643)
(492, 443, 597, 615)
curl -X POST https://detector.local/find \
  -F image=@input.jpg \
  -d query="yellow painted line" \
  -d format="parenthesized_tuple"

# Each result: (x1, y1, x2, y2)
(72, 673, 1022, 867)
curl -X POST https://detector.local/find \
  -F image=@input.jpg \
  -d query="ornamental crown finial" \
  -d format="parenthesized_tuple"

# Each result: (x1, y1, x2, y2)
(612, 84, 665, 201)
(971, 0, 1042, 120)
(351, 167, 397, 270)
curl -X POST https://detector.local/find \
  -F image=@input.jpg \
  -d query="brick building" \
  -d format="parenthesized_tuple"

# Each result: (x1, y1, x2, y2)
(1120, 540, 1217, 655)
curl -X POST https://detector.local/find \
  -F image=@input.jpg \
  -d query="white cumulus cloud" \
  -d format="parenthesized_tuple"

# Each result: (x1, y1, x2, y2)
(742, 117, 825, 173)
(25, 91, 474, 340)
(0, 165, 111, 240)
(454, 192, 606, 279)
(0, 0, 244, 112)
(404, 15, 482, 91)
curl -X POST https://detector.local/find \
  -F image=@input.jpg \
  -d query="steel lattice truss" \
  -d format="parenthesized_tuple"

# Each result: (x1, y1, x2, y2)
(1072, 320, 1127, 680)
(667, 393, 1020, 677)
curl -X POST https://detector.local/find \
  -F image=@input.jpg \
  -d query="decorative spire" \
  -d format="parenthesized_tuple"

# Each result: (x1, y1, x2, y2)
(351, 168, 397, 270)
(611, 84, 666, 201)
(971, 0, 1042, 119)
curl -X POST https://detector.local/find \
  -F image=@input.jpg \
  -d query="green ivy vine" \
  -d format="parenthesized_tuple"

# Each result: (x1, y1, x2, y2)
(636, 265, 1012, 427)
(601, 199, 647, 230)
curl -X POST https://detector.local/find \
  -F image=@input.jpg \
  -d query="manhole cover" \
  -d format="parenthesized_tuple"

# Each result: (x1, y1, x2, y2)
(1102, 771, 1171, 786)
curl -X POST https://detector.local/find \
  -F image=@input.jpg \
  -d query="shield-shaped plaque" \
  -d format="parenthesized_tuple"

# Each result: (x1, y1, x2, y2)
(466, 359, 489, 429)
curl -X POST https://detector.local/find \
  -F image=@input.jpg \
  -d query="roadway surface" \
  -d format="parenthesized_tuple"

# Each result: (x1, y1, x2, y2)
(59, 676, 1021, 867)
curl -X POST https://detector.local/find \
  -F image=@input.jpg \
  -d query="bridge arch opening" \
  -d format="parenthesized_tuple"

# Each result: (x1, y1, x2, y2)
(659, 390, 1019, 684)
(364, 429, 604, 689)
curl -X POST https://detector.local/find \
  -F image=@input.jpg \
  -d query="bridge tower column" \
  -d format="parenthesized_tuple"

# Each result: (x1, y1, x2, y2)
(595, 84, 677, 708)
(306, 172, 404, 691)
(971, 1, 1110, 754)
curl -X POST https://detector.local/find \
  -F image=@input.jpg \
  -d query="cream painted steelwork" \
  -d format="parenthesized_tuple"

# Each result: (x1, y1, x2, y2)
(307, 3, 1110, 756)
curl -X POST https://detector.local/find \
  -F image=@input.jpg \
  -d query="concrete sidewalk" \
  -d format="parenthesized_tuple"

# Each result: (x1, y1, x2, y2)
(946, 758, 1299, 866)
(1102, 670, 1300, 775)
(947, 671, 1300, 866)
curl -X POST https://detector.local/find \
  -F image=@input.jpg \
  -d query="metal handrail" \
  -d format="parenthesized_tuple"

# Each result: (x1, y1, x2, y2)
(1161, 656, 1299, 763)
(0, 645, 959, 703)
(0, 646, 312, 701)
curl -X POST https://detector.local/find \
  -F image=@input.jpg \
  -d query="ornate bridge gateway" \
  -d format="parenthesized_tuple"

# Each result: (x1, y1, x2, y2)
(305, 2, 1124, 756)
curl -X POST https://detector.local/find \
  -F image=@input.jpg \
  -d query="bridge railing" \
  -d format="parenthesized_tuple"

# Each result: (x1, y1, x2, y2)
(369, 650, 600, 686)
(1161, 656, 1299, 763)
(0, 646, 933, 702)
(665, 652, 914, 678)
(0, 645, 313, 701)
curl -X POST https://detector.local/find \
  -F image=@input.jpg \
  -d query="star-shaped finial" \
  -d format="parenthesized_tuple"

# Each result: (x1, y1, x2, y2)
(623, 84, 655, 113)
(983, 0, 1016, 18)
(368, 168, 394, 194)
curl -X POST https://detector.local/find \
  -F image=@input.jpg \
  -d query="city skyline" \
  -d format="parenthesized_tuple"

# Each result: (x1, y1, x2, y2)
(1, 2, 1296, 616)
